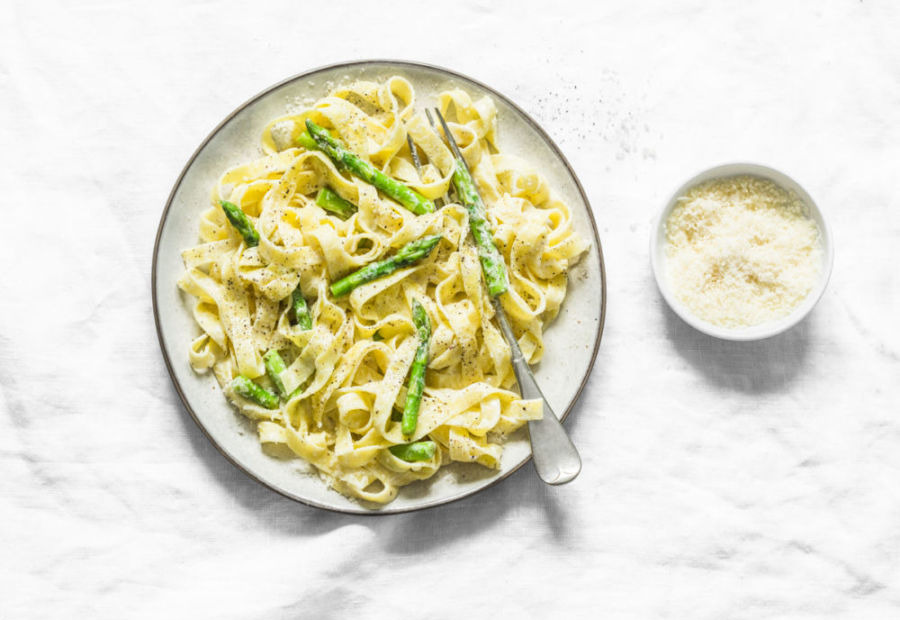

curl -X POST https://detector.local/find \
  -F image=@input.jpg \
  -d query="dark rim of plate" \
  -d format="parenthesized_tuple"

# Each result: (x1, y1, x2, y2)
(151, 59, 608, 515)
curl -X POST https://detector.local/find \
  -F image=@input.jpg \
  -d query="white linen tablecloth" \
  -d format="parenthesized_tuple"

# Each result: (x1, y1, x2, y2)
(2, 1, 899, 617)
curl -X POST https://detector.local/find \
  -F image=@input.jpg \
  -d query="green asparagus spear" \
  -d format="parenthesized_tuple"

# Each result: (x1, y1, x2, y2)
(389, 441, 437, 462)
(432, 111, 508, 297)
(230, 375, 279, 409)
(315, 187, 356, 220)
(296, 131, 318, 151)
(401, 300, 431, 436)
(290, 284, 313, 330)
(305, 119, 435, 216)
(329, 234, 442, 298)
(262, 351, 288, 397)
(219, 200, 260, 247)
(449, 161, 508, 297)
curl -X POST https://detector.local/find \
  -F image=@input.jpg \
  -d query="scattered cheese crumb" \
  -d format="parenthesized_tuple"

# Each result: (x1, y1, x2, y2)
(269, 121, 296, 152)
(665, 175, 822, 328)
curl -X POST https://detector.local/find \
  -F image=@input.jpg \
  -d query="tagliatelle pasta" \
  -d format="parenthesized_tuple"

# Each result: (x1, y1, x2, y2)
(177, 76, 588, 504)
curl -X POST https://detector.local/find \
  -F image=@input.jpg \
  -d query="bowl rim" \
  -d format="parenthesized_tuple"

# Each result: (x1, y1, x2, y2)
(650, 162, 834, 341)
(151, 59, 608, 514)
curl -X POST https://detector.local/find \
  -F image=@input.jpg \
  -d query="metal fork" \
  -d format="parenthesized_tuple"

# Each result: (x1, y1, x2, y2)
(419, 108, 581, 485)
(406, 134, 444, 209)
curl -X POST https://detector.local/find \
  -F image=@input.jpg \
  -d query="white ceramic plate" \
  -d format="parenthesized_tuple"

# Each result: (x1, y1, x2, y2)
(650, 162, 833, 341)
(152, 60, 606, 514)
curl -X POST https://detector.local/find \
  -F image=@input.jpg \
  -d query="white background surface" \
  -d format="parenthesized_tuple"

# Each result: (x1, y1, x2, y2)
(2, 1, 899, 617)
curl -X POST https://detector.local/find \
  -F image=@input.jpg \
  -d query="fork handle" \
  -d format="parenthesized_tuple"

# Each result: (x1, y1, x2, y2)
(493, 301, 582, 485)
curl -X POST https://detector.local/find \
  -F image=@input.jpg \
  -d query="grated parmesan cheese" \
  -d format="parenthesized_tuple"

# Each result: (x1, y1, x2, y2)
(269, 121, 296, 152)
(664, 175, 822, 328)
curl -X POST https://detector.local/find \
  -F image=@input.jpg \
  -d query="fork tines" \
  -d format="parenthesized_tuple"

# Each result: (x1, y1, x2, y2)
(406, 134, 424, 175)
(430, 108, 469, 174)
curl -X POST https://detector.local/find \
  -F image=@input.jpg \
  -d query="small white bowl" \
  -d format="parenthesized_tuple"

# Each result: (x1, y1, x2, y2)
(650, 163, 834, 341)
